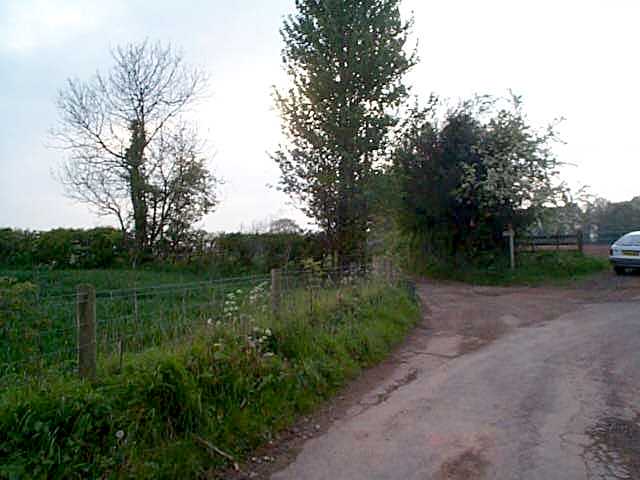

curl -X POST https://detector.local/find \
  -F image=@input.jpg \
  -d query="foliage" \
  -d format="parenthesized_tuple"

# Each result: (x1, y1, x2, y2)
(0, 281, 420, 479)
(145, 126, 219, 259)
(582, 196, 640, 242)
(0, 230, 38, 267)
(531, 193, 640, 244)
(273, 0, 416, 262)
(53, 40, 218, 261)
(0, 227, 326, 275)
(411, 250, 607, 286)
(0, 277, 52, 386)
(0, 227, 124, 269)
(195, 231, 326, 276)
(0, 277, 38, 314)
(268, 218, 302, 234)
(394, 94, 565, 261)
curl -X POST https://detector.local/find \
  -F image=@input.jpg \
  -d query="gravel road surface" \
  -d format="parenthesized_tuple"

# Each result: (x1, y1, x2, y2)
(268, 272, 640, 480)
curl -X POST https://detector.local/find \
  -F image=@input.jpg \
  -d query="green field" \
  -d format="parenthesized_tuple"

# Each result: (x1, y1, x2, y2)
(0, 268, 211, 297)
(0, 268, 315, 385)
(0, 267, 382, 386)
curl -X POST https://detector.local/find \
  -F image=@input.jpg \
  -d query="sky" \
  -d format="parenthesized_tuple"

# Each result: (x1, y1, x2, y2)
(1, 0, 639, 233)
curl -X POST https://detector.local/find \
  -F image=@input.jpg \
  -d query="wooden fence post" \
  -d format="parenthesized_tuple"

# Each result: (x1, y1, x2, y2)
(271, 268, 281, 319)
(503, 227, 516, 270)
(577, 229, 584, 254)
(509, 231, 516, 270)
(77, 284, 97, 381)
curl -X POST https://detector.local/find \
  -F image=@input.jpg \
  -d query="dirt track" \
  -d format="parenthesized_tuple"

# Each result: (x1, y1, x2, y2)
(225, 271, 640, 479)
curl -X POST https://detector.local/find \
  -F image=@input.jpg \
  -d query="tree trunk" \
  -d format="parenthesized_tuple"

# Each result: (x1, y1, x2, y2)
(130, 166, 147, 257)
(126, 120, 149, 262)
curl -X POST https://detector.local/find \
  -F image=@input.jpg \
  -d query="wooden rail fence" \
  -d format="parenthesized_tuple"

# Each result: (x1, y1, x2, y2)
(517, 230, 584, 253)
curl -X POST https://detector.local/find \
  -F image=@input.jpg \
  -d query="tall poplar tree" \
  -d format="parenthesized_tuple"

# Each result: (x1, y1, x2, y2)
(273, 0, 416, 263)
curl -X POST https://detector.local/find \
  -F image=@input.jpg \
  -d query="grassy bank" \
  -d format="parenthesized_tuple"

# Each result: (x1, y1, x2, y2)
(0, 280, 420, 479)
(417, 251, 609, 286)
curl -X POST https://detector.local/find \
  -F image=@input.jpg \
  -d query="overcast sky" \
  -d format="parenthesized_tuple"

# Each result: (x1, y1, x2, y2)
(1, 0, 639, 233)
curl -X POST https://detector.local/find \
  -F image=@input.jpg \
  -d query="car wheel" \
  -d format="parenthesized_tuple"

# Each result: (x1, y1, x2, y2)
(614, 266, 625, 275)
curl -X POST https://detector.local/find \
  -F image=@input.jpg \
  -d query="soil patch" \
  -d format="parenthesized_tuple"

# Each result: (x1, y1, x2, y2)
(436, 449, 489, 480)
(586, 415, 640, 479)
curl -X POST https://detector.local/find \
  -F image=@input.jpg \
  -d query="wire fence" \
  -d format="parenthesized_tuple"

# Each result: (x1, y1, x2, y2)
(0, 261, 407, 388)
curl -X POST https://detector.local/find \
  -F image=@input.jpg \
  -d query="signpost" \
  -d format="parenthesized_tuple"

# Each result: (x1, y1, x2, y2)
(503, 226, 515, 270)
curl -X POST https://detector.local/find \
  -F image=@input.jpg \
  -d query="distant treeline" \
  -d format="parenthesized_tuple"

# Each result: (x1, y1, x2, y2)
(0, 227, 327, 274)
(532, 196, 640, 243)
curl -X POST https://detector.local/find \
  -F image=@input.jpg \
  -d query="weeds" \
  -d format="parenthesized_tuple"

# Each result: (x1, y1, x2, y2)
(0, 279, 420, 479)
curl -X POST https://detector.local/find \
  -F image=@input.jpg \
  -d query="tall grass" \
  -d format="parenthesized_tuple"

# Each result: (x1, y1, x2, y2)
(0, 275, 420, 479)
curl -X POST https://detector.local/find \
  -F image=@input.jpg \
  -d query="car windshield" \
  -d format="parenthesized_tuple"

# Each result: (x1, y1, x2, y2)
(618, 234, 640, 246)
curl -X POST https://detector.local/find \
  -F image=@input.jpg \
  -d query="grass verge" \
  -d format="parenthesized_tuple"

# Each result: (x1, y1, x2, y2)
(419, 251, 609, 286)
(0, 281, 420, 479)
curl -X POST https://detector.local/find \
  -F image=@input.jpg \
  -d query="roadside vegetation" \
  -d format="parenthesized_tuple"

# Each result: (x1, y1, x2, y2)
(0, 277, 419, 479)
(414, 250, 608, 286)
(0, 227, 325, 277)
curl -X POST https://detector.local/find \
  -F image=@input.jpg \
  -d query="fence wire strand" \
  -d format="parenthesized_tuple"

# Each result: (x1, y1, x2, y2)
(1, 262, 407, 387)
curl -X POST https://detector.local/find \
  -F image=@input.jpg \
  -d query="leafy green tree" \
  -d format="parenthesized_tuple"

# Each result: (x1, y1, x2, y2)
(53, 41, 218, 262)
(0, 229, 37, 267)
(0, 228, 125, 268)
(581, 196, 640, 241)
(395, 95, 565, 259)
(269, 218, 302, 234)
(273, 0, 416, 264)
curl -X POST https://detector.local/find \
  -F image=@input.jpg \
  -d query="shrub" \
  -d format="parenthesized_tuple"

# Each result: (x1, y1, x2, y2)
(0, 228, 125, 269)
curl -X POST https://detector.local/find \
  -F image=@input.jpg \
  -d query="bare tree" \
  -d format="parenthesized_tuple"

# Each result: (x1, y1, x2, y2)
(53, 40, 217, 261)
(146, 125, 218, 256)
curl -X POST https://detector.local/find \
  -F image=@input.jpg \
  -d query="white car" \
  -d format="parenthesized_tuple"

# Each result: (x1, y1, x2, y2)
(609, 231, 640, 274)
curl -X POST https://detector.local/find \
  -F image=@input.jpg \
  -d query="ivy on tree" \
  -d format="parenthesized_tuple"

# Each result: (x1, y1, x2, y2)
(53, 41, 219, 262)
